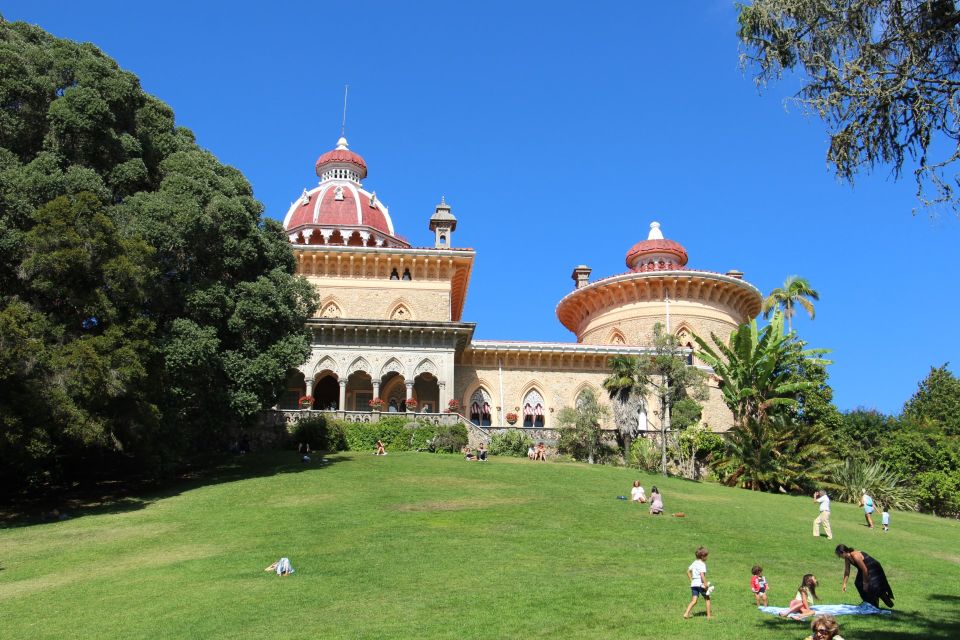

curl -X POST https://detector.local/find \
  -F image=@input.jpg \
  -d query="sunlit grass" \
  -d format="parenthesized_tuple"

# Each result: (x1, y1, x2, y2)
(1, 451, 958, 639)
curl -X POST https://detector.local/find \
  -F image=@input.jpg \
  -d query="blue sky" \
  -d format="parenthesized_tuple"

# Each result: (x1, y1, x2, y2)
(5, 1, 958, 415)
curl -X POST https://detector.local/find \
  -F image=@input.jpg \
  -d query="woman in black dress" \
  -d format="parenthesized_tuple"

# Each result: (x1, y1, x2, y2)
(835, 544, 894, 608)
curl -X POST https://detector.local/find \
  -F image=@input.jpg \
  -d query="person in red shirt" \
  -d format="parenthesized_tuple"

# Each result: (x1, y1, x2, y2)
(750, 564, 768, 606)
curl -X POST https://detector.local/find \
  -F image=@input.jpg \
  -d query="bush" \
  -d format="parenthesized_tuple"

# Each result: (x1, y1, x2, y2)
(831, 458, 918, 512)
(629, 437, 660, 472)
(408, 424, 437, 451)
(289, 416, 347, 452)
(342, 418, 409, 452)
(490, 430, 534, 457)
(430, 424, 468, 453)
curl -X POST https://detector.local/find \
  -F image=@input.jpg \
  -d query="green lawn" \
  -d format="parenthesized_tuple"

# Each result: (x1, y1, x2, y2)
(1, 451, 958, 639)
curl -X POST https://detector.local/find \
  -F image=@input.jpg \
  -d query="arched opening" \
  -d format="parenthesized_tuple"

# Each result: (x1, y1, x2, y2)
(390, 268, 400, 280)
(637, 399, 648, 434)
(684, 342, 694, 366)
(381, 371, 407, 412)
(523, 389, 545, 428)
(469, 388, 492, 426)
(279, 370, 306, 409)
(414, 372, 439, 413)
(346, 370, 373, 411)
(313, 373, 339, 410)
(401, 268, 412, 281)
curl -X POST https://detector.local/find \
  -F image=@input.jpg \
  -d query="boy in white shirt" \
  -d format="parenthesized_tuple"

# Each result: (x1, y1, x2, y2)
(683, 546, 713, 619)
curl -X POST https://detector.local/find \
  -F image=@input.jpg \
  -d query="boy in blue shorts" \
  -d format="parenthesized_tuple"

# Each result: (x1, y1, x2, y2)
(683, 546, 713, 619)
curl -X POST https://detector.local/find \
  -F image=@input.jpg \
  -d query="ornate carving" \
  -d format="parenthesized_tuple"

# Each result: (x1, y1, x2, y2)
(415, 358, 438, 377)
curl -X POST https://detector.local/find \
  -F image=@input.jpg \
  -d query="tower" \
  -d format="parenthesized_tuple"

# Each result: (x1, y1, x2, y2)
(429, 197, 457, 249)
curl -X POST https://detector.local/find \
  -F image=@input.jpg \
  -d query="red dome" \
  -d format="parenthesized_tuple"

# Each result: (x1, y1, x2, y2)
(315, 147, 367, 178)
(286, 185, 392, 236)
(625, 223, 689, 271)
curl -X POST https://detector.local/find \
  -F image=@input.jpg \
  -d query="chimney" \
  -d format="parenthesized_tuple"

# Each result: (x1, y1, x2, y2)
(571, 265, 592, 290)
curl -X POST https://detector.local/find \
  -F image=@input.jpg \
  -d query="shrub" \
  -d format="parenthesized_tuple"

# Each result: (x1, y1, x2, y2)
(630, 437, 660, 472)
(430, 424, 468, 453)
(831, 458, 918, 512)
(289, 415, 347, 452)
(408, 424, 437, 451)
(490, 430, 534, 457)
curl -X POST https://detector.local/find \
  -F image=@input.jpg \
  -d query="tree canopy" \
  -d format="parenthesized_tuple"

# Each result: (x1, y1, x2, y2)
(737, 0, 960, 216)
(0, 18, 316, 494)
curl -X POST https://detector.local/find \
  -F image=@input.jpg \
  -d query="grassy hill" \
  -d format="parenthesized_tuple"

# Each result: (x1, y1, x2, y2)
(1, 451, 958, 639)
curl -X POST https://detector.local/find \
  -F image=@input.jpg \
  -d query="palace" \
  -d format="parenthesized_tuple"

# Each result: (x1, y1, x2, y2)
(278, 136, 761, 434)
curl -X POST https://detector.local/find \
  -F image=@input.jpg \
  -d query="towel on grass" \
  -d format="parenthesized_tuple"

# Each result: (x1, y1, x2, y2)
(759, 603, 891, 618)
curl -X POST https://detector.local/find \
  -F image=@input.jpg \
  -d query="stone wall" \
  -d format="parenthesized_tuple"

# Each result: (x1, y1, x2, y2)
(307, 276, 452, 322)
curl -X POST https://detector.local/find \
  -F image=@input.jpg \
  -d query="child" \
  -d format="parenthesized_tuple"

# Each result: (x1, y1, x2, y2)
(682, 546, 712, 619)
(805, 614, 845, 640)
(649, 486, 664, 515)
(750, 564, 768, 606)
(779, 574, 818, 619)
(374, 439, 386, 455)
(881, 506, 890, 532)
(630, 481, 647, 503)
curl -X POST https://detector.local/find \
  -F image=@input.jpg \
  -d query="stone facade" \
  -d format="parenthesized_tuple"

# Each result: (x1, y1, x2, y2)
(278, 138, 761, 437)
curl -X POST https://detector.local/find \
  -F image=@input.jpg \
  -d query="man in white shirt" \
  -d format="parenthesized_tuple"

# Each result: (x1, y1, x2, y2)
(813, 490, 832, 539)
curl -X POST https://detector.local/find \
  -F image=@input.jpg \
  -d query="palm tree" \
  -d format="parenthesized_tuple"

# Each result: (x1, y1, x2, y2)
(762, 276, 820, 333)
(694, 311, 834, 491)
(602, 355, 649, 465)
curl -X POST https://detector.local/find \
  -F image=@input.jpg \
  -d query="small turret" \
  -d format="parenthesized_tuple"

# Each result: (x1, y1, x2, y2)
(429, 196, 457, 248)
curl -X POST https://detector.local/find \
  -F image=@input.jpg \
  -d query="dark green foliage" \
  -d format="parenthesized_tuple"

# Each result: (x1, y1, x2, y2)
(837, 408, 898, 462)
(557, 388, 609, 464)
(738, 0, 960, 216)
(289, 415, 347, 452)
(489, 429, 534, 457)
(429, 424, 468, 453)
(0, 20, 316, 494)
(902, 364, 960, 435)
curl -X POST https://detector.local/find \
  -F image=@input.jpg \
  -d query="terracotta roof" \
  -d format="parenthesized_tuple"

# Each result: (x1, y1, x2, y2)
(315, 148, 368, 178)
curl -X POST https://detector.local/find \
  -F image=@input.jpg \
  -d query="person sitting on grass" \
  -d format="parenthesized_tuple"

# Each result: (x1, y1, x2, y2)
(374, 439, 386, 456)
(527, 445, 536, 460)
(630, 481, 647, 503)
(779, 574, 818, 619)
(534, 442, 547, 461)
(476, 442, 487, 461)
(805, 614, 845, 640)
(649, 486, 664, 515)
(463, 446, 476, 461)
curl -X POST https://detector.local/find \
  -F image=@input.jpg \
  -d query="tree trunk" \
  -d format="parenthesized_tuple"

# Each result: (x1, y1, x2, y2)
(661, 390, 670, 477)
(623, 432, 633, 467)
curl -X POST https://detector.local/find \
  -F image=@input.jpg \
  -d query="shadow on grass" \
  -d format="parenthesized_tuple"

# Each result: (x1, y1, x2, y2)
(0, 450, 351, 529)
(756, 596, 960, 640)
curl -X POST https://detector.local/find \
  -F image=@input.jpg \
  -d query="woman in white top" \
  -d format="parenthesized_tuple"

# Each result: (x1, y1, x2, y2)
(630, 480, 647, 503)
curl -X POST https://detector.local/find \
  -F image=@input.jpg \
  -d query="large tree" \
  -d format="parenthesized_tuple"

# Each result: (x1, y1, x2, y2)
(0, 19, 316, 493)
(737, 0, 960, 216)
(761, 275, 819, 334)
(902, 363, 960, 435)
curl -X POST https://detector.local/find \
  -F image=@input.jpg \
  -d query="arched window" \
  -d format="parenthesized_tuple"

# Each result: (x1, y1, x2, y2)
(402, 268, 412, 281)
(390, 268, 400, 280)
(523, 389, 545, 428)
(637, 399, 648, 434)
(469, 388, 492, 426)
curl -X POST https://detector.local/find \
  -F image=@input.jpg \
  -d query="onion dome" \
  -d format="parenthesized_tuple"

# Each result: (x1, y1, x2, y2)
(315, 136, 368, 181)
(282, 137, 407, 248)
(625, 221, 689, 272)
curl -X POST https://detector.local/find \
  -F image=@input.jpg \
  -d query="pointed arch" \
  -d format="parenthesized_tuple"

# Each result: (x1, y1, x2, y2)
(522, 387, 546, 428)
(608, 328, 627, 345)
(319, 299, 343, 319)
(465, 383, 493, 427)
(346, 356, 372, 376)
(573, 382, 598, 408)
(675, 323, 696, 366)
(380, 357, 406, 379)
(387, 298, 414, 321)
(313, 356, 340, 379)
(414, 358, 438, 378)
